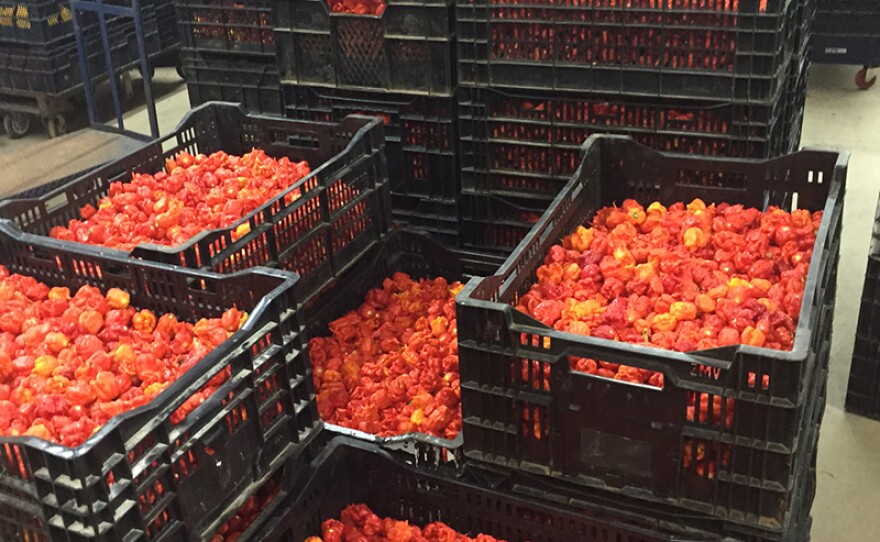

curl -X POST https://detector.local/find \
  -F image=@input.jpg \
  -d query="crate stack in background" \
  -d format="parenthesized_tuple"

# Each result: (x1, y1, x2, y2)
(175, 0, 282, 115)
(172, 0, 814, 259)
(0, 0, 162, 97)
(847, 193, 880, 420)
(276, 0, 461, 244)
(811, 0, 880, 89)
(455, 0, 814, 256)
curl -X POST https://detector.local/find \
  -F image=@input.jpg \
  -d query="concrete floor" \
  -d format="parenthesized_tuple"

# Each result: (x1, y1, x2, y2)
(0, 63, 878, 541)
(802, 64, 880, 542)
(0, 66, 187, 156)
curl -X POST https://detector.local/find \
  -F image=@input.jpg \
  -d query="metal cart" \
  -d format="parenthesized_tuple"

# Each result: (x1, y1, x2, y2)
(0, 69, 141, 139)
(0, 0, 178, 139)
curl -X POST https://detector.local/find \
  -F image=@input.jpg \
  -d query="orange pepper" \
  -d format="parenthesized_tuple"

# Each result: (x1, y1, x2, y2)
(564, 225, 593, 252)
(32, 355, 59, 377)
(669, 301, 697, 321)
(687, 198, 707, 212)
(563, 299, 602, 321)
(623, 199, 646, 225)
(612, 245, 635, 266)
(536, 263, 564, 284)
(132, 310, 158, 334)
(647, 201, 667, 215)
(682, 227, 707, 250)
(651, 313, 677, 332)
(106, 288, 131, 310)
(48, 287, 71, 300)
(695, 294, 716, 314)
(741, 326, 766, 347)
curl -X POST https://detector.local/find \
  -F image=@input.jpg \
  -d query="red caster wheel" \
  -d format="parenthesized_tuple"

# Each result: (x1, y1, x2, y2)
(856, 66, 877, 90)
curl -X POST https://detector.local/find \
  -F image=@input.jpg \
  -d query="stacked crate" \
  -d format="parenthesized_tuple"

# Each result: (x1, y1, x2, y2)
(0, 110, 838, 542)
(0, 0, 161, 96)
(0, 223, 317, 542)
(175, 0, 282, 115)
(275, 0, 461, 243)
(811, 0, 880, 85)
(847, 193, 880, 420)
(0, 102, 391, 542)
(455, 136, 844, 542)
(456, 0, 813, 256)
(155, 0, 179, 51)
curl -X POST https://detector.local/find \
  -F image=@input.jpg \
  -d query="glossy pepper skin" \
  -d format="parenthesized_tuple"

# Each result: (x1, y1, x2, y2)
(310, 273, 463, 440)
(517, 199, 820, 478)
(50, 150, 310, 251)
(0, 265, 246, 448)
(518, 198, 818, 378)
(309, 504, 508, 542)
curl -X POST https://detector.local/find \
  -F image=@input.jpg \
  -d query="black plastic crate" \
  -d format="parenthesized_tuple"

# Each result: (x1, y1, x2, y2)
(0, 0, 73, 43)
(255, 438, 678, 542)
(196, 436, 327, 542)
(255, 435, 819, 542)
(812, 0, 880, 64)
(156, 0, 179, 50)
(846, 193, 880, 420)
(390, 192, 460, 248)
(482, 342, 828, 542)
(459, 86, 789, 201)
(182, 48, 282, 115)
(284, 85, 459, 203)
(0, 0, 151, 44)
(0, 42, 82, 95)
(813, 0, 880, 36)
(0, 103, 391, 306)
(457, 0, 799, 103)
(298, 228, 506, 463)
(783, 55, 809, 154)
(475, 355, 826, 542)
(456, 135, 845, 532)
(0, 222, 320, 542)
(460, 192, 544, 256)
(793, 0, 817, 60)
(174, 0, 274, 55)
(0, 13, 160, 95)
(274, 0, 455, 95)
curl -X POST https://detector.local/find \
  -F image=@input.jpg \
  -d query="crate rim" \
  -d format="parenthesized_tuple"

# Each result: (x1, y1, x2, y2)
(0, 102, 386, 264)
(0, 220, 303, 458)
(323, 422, 462, 461)
(285, 85, 457, 110)
(278, 78, 458, 99)
(458, 134, 848, 375)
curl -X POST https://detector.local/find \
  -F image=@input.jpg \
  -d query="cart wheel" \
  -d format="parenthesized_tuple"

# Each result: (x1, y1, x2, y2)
(856, 66, 877, 90)
(139, 63, 156, 79)
(175, 56, 186, 81)
(121, 72, 135, 100)
(45, 115, 67, 139)
(3, 112, 30, 138)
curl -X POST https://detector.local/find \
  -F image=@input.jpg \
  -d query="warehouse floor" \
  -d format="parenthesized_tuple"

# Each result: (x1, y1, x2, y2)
(1, 63, 879, 541)
(799, 64, 880, 542)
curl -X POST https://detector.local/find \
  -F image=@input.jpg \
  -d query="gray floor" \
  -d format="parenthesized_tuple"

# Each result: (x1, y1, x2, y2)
(1, 63, 879, 541)
(802, 64, 880, 542)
